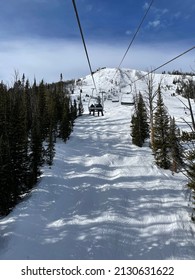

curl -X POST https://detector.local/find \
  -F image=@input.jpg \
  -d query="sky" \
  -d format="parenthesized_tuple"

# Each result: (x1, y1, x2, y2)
(0, 0, 194, 83)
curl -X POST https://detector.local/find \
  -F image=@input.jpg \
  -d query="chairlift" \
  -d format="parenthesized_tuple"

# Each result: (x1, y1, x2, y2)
(121, 92, 134, 105)
(88, 94, 104, 116)
(112, 96, 119, 102)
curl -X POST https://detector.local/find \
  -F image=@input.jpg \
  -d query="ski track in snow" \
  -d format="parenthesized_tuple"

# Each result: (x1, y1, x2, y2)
(1, 95, 195, 259)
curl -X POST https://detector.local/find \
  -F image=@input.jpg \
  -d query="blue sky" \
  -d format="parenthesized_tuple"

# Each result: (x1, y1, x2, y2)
(0, 0, 194, 82)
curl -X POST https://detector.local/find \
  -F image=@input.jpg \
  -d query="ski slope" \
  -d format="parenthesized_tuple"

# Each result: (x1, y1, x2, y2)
(0, 68, 195, 260)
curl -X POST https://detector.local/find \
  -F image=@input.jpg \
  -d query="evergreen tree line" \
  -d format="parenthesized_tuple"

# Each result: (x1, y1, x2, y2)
(0, 75, 78, 216)
(162, 70, 195, 77)
(130, 89, 183, 173)
(173, 77, 195, 100)
(152, 89, 183, 172)
(130, 81, 195, 220)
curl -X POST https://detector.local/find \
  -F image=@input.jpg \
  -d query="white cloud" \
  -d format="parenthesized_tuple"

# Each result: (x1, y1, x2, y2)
(161, 8, 169, 15)
(86, 4, 93, 12)
(125, 30, 132, 36)
(148, 20, 161, 28)
(0, 39, 87, 83)
(143, 2, 149, 10)
(0, 38, 194, 84)
(174, 12, 181, 18)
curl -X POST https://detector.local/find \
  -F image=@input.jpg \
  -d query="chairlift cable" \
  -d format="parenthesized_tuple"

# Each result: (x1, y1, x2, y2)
(72, 0, 98, 93)
(133, 46, 195, 84)
(118, 0, 154, 69)
(113, 0, 154, 81)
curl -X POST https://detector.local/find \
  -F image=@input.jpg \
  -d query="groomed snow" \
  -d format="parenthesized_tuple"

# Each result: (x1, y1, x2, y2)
(0, 68, 195, 260)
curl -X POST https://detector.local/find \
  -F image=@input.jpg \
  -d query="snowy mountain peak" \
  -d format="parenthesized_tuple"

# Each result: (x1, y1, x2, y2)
(76, 67, 175, 97)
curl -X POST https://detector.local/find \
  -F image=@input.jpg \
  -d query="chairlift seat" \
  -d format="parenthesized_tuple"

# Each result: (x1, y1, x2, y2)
(89, 103, 104, 116)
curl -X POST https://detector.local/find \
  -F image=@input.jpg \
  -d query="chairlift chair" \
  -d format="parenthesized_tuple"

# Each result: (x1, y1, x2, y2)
(88, 95, 104, 116)
(121, 92, 135, 105)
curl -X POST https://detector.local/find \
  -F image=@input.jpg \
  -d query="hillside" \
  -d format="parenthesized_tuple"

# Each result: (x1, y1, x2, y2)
(0, 68, 195, 260)
(74, 67, 193, 132)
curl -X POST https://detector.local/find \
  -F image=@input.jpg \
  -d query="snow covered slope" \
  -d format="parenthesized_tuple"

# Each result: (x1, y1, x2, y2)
(75, 68, 194, 129)
(0, 69, 195, 260)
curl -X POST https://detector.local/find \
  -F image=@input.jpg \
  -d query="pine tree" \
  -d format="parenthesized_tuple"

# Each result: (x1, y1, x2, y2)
(9, 90, 29, 197)
(131, 93, 149, 147)
(169, 117, 183, 173)
(186, 149, 195, 221)
(0, 83, 14, 214)
(131, 114, 141, 146)
(77, 91, 83, 116)
(28, 82, 45, 186)
(45, 91, 57, 165)
(0, 81, 29, 213)
(37, 80, 50, 139)
(0, 76, 76, 215)
(153, 89, 170, 169)
(186, 149, 195, 186)
(59, 97, 72, 141)
(0, 136, 14, 215)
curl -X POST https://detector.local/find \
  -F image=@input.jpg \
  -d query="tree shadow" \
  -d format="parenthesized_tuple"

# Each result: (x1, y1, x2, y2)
(0, 107, 195, 260)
